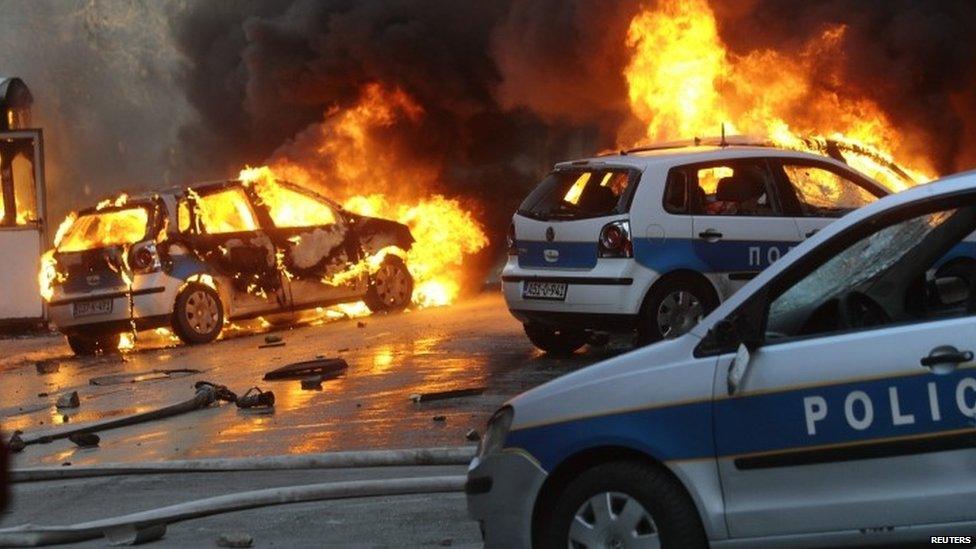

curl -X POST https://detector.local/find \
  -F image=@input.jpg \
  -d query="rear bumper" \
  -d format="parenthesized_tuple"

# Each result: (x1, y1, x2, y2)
(467, 449, 547, 548)
(48, 271, 183, 333)
(501, 256, 656, 318)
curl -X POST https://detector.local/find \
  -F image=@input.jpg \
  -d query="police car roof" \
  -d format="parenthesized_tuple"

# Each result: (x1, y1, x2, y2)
(555, 145, 841, 171)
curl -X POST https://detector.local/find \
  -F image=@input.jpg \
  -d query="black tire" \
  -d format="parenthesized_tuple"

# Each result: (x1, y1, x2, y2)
(364, 256, 414, 313)
(172, 283, 224, 345)
(66, 333, 121, 356)
(539, 460, 707, 549)
(637, 276, 718, 345)
(523, 323, 588, 356)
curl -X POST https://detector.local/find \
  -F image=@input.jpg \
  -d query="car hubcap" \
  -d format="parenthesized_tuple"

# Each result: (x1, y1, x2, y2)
(185, 290, 218, 334)
(375, 263, 411, 306)
(568, 491, 659, 549)
(656, 290, 703, 339)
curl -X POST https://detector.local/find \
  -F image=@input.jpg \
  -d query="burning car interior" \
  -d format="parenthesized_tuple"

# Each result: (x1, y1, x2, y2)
(3, 0, 976, 547)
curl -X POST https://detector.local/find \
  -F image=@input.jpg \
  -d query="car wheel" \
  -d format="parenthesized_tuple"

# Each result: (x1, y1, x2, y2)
(66, 333, 122, 356)
(523, 323, 588, 356)
(539, 460, 707, 549)
(172, 283, 224, 345)
(637, 276, 718, 345)
(364, 256, 414, 312)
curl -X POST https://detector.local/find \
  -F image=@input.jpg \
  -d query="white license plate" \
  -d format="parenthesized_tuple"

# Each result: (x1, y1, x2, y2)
(522, 281, 568, 301)
(73, 298, 113, 318)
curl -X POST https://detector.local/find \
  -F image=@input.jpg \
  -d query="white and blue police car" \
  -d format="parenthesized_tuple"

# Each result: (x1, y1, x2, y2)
(504, 139, 894, 353)
(471, 168, 976, 547)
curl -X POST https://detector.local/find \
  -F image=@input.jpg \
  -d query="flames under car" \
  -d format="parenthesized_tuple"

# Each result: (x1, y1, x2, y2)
(44, 179, 415, 355)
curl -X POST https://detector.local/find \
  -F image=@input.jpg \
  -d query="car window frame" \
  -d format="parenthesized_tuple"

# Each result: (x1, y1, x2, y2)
(694, 188, 976, 357)
(259, 180, 345, 230)
(187, 184, 263, 236)
(517, 165, 643, 221)
(769, 158, 888, 219)
(665, 157, 790, 218)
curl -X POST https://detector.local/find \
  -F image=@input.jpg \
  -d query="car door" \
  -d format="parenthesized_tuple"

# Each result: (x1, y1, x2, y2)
(251, 181, 366, 310)
(181, 184, 286, 319)
(708, 197, 976, 540)
(772, 158, 886, 241)
(687, 158, 802, 297)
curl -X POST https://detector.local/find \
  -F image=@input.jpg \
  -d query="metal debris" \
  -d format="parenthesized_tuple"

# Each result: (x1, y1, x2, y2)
(300, 377, 323, 391)
(68, 432, 100, 448)
(257, 341, 285, 349)
(263, 358, 348, 381)
(236, 387, 275, 409)
(34, 361, 59, 375)
(264, 334, 282, 344)
(8, 432, 25, 453)
(409, 387, 486, 403)
(218, 533, 254, 548)
(89, 369, 201, 386)
(55, 391, 80, 409)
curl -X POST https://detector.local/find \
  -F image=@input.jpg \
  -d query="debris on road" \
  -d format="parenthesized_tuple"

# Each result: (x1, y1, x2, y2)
(218, 532, 254, 548)
(263, 358, 348, 381)
(264, 334, 282, 344)
(68, 432, 100, 448)
(34, 361, 59, 375)
(89, 368, 201, 386)
(465, 429, 481, 442)
(258, 341, 286, 349)
(8, 432, 25, 453)
(432, 415, 446, 422)
(55, 391, 79, 409)
(357, 321, 366, 328)
(409, 387, 486, 403)
(236, 387, 275, 409)
(300, 377, 323, 391)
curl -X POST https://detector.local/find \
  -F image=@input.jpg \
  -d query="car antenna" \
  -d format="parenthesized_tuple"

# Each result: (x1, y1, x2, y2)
(720, 123, 728, 147)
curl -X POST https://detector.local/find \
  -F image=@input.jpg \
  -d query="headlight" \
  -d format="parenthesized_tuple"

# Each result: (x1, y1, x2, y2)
(477, 406, 514, 459)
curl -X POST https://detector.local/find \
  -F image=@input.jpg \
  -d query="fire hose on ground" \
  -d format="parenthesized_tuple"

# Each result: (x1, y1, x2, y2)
(0, 475, 467, 546)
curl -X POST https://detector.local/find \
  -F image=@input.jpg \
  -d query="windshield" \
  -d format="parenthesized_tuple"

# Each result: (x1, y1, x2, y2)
(58, 207, 149, 252)
(518, 168, 636, 220)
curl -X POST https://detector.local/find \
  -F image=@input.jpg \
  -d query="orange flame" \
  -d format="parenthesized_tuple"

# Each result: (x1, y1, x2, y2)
(623, 0, 936, 190)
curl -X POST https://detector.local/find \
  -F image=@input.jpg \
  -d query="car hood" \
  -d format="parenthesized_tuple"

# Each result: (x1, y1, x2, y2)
(506, 334, 712, 432)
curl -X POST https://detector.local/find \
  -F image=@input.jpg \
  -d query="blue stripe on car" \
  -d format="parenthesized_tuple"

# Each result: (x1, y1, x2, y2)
(506, 368, 976, 472)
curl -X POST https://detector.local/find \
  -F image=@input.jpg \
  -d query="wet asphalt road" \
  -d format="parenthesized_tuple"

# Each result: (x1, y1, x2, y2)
(0, 293, 631, 546)
(0, 292, 631, 468)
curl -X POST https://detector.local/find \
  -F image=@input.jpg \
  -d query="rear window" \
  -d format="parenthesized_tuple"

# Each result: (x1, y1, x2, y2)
(518, 168, 637, 220)
(58, 207, 149, 252)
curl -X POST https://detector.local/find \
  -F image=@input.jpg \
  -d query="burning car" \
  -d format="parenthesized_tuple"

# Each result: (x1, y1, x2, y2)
(43, 178, 415, 355)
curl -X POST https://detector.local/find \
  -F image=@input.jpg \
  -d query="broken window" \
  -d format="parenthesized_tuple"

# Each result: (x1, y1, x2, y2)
(254, 183, 337, 228)
(782, 164, 879, 217)
(195, 188, 259, 234)
(58, 207, 149, 252)
(518, 168, 636, 220)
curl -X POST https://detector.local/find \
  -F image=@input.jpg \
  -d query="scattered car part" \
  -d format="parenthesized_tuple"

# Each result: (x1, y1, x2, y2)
(67, 433, 99, 448)
(264, 334, 282, 344)
(257, 341, 285, 349)
(13, 383, 221, 450)
(409, 387, 486, 403)
(7, 432, 25, 453)
(89, 368, 202, 386)
(217, 532, 253, 548)
(0, 476, 466, 546)
(34, 361, 59, 375)
(263, 358, 348, 381)
(10, 446, 476, 482)
(235, 387, 275, 409)
(300, 377, 322, 390)
(195, 381, 237, 404)
(54, 391, 79, 409)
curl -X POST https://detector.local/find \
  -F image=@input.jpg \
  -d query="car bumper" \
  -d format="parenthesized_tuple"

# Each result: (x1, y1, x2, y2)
(467, 449, 547, 548)
(48, 271, 183, 333)
(502, 256, 656, 318)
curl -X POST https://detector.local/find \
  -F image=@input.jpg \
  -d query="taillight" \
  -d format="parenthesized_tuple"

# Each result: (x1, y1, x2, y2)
(129, 241, 161, 273)
(598, 220, 632, 258)
(507, 223, 517, 256)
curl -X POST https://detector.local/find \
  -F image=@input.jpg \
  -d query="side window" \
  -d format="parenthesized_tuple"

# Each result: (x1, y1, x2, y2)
(694, 160, 779, 217)
(195, 188, 259, 234)
(781, 164, 879, 217)
(765, 204, 976, 342)
(663, 170, 688, 213)
(255, 183, 337, 228)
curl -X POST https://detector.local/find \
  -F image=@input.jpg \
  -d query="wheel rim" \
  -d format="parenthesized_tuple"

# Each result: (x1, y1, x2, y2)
(374, 263, 411, 306)
(185, 290, 219, 334)
(568, 491, 659, 549)
(656, 290, 703, 339)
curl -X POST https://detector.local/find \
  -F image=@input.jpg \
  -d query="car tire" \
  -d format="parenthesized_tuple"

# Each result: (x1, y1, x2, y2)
(66, 332, 121, 356)
(523, 323, 588, 356)
(172, 283, 224, 345)
(364, 256, 414, 313)
(637, 276, 718, 345)
(539, 460, 707, 549)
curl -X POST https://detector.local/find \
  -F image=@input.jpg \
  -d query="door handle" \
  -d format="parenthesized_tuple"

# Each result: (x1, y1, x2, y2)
(698, 229, 723, 242)
(805, 230, 818, 238)
(921, 346, 973, 373)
